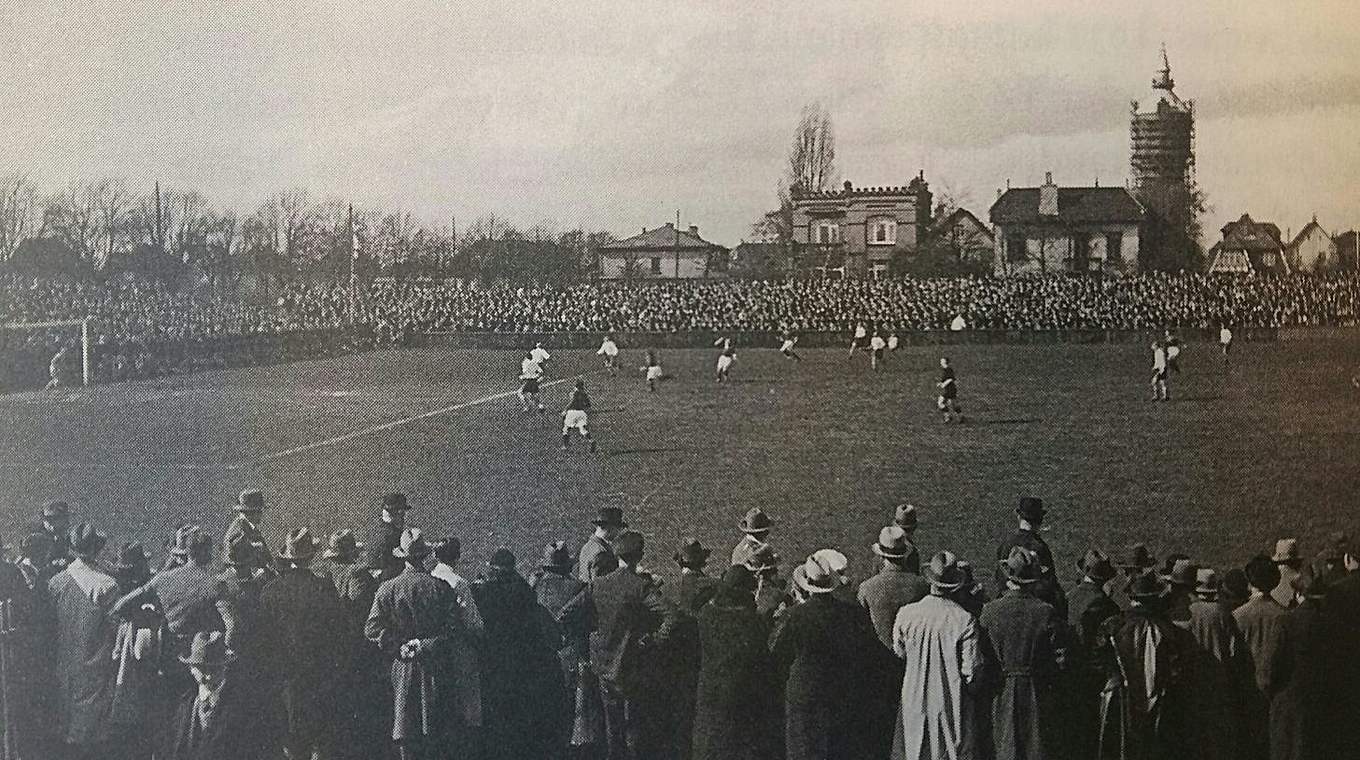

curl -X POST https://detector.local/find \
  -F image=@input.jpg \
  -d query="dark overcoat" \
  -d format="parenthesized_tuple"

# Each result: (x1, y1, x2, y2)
(979, 588, 1061, 760)
(161, 671, 282, 760)
(364, 566, 459, 741)
(472, 569, 568, 760)
(260, 567, 351, 749)
(1275, 598, 1327, 760)
(530, 567, 599, 747)
(1178, 599, 1243, 760)
(857, 564, 930, 651)
(1234, 595, 1290, 760)
(692, 594, 778, 760)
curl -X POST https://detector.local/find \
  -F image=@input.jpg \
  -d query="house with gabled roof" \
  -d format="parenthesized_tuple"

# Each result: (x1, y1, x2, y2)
(596, 222, 728, 280)
(1206, 214, 1288, 274)
(989, 173, 1145, 275)
(1283, 216, 1337, 272)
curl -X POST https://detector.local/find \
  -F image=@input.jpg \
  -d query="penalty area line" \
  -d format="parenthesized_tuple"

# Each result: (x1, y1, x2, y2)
(214, 377, 575, 470)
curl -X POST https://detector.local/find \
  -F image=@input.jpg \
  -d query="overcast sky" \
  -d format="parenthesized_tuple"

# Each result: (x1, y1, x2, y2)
(4, 1, 1358, 246)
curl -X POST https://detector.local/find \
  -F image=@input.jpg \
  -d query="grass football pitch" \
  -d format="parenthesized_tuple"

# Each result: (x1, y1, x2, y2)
(2, 338, 1358, 587)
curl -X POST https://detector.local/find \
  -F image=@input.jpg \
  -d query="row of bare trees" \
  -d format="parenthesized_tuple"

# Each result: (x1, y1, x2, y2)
(0, 175, 617, 290)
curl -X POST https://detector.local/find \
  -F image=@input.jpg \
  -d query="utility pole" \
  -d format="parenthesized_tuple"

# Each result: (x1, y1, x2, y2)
(675, 208, 681, 278)
(348, 204, 358, 325)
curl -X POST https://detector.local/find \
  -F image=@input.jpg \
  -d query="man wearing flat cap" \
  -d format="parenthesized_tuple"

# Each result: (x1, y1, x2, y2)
(223, 488, 275, 580)
(980, 547, 1063, 760)
(260, 528, 351, 760)
(995, 497, 1066, 618)
(48, 522, 121, 757)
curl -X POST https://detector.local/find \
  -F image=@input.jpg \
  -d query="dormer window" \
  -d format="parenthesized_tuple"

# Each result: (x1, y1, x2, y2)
(869, 217, 897, 245)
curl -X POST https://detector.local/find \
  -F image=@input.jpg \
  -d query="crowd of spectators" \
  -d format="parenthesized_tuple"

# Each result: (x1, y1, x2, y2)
(5, 492, 1358, 759)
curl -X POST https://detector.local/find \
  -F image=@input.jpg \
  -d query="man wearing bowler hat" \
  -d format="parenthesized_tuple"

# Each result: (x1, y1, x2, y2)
(223, 489, 275, 579)
(996, 497, 1066, 618)
(576, 506, 626, 584)
(162, 630, 281, 760)
(857, 526, 928, 651)
(363, 493, 412, 581)
(1105, 570, 1185, 758)
(261, 528, 350, 760)
(731, 507, 773, 569)
(671, 538, 719, 614)
(1064, 549, 1122, 759)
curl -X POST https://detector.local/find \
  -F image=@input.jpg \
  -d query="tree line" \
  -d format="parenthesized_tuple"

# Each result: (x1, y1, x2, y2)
(0, 175, 618, 291)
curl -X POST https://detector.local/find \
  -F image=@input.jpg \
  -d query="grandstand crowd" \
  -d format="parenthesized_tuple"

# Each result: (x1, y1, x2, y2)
(3, 492, 1355, 760)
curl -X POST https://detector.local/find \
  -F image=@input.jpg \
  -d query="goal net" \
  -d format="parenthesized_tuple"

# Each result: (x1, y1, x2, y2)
(1, 317, 95, 388)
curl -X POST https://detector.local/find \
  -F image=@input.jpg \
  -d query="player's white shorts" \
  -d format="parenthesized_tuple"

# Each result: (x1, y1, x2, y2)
(716, 356, 734, 372)
(646, 366, 664, 381)
(563, 410, 589, 432)
(779, 340, 795, 352)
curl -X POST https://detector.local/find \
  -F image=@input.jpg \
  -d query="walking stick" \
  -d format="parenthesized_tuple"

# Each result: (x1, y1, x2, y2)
(0, 599, 17, 760)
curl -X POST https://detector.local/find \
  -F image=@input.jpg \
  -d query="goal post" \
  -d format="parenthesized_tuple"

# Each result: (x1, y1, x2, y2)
(1, 317, 95, 387)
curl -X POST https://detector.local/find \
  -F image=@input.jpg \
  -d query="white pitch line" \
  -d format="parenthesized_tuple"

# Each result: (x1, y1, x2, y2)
(233, 377, 574, 469)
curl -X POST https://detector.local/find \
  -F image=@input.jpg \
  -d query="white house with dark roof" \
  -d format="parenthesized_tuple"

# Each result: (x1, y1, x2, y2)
(989, 173, 1146, 276)
(1284, 216, 1337, 272)
(595, 222, 728, 280)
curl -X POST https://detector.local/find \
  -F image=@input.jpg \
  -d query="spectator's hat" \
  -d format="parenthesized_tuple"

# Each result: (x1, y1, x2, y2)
(179, 630, 236, 667)
(323, 529, 363, 559)
(393, 528, 430, 559)
(382, 493, 410, 513)
(1271, 538, 1301, 564)
(1120, 543, 1157, 572)
(223, 534, 255, 567)
(110, 542, 150, 575)
(872, 526, 912, 559)
(790, 562, 809, 593)
(235, 489, 264, 513)
(1015, 497, 1046, 522)
(924, 551, 966, 591)
(1222, 568, 1250, 601)
(743, 544, 780, 574)
(540, 540, 572, 570)
(1000, 546, 1042, 585)
(739, 508, 773, 534)
(1195, 568, 1220, 597)
(795, 556, 837, 595)
(1168, 559, 1199, 588)
(169, 525, 209, 557)
(68, 522, 107, 558)
(613, 530, 645, 558)
(893, 504, 919, 531)
(1128, 570, 1167, 600)
(1076, 549, 1117, 583)
(41, 500, 70, 519)
(1158, 553, 1190, 581)
(278, 528, 318, 561)
(673, 538, 711, 568)
(591, 506, 627, 529)
(489, 548, 517, 571)
(811, 549, 847, 578)
(1245, 555, 1281, 592)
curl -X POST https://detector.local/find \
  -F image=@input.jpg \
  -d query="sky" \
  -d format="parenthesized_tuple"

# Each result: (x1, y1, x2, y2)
(3, 0, 1359, 247)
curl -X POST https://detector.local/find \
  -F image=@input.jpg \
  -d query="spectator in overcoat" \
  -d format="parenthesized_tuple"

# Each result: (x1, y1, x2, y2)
(1063, 550, 1121, 760)
(731, 508, 774, 569)
(857, 526, 929, 651)
(1233, 555, 1291, 760)
(1176, 568, 1243, 760)
(161, 630, 281, 760)
(662, 538, 718, 760)
(529, 540, 600, 754)
(577, 506, 625, 583)
(692, 565, 778, 760)
(980, 547, 1063, 760)
(48, 522, 121, 759)
(260, 528, 351, 760)
(0, 530, 47, 760)
(890, 550, 984, 760)
(364, 528, 462, 760)
(221, 489, 275, 581)
(770, 553, 879, 760)
(29, 499, 73, 572)
(1103, 570, 1187, 760)
(473, 548, 567, 760)
(361, 493, 411, 580)
(431, 535, 485, 755)
(107, 542, 162, 760)
(1274, 568, 1329, 760)
(312, 529, 364, 596)
(995, 497, 1066, 619)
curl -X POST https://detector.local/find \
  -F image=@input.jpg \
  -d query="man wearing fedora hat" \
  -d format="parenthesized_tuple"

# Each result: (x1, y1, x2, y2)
(215, 534, 269, 668)
(857, 526, 928, 651)
(528, 541, 598, 753)
(362, 492, 413, 581)
(980, 547, 1063, 760)
(162, 630, 281, 760)
(662, 538, 717, 759)
(29, 499, 73, 572)
(223, 488, 275, 580)
(311, 529, 364, 597)
(260, 528, 351, 760)
(770, 554, 882, 760)
(731, 507, 774, 570)
(365, 528, 466, 760)
(1177, 567, 1244, 760)
(1270, 538, 1303, 609)
(576, 505, 626, 584)
(1064, 549, 1122, 759)
(745, 544, 787, 620)
(1233, 555, 1290, 760)
(1104, 570, 1185, 758)
(892, 503, 919, 542)
(47, 522, 121, 758)
(671, 538, 718, 615)
(891, 550, 985, 760)
(996, 497, 1067, 618)
(431, 536, 485, 752)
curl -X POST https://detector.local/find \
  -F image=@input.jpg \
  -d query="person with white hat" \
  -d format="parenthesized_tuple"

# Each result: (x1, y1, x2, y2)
(857, 526, 928, 651)
(1270, 538, 1303, 609)
(891, 550, 984, 760)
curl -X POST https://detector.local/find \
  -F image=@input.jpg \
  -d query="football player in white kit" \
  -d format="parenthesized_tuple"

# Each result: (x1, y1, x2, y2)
(641, 350, 665, 392)
(870, 331, 887, 371)
(848, 322, 867, 357)
(1150, 340, 1169, 401)
(779, 332, 802, 362)
(530, 341, 551, 367)
(597, 334, 620, 372)
(518, 350, 546, 413)
(715, 343, 736, 383)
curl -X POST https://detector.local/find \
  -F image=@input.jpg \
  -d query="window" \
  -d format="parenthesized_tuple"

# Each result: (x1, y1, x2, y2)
(870, 263, 887, 279)
(1106, 232, 1122, 265)
(1006, 232, 1027, 262)
(650, 257, 662, 274)
(869, 217, 897, 245)
(815, 221, 840, 244)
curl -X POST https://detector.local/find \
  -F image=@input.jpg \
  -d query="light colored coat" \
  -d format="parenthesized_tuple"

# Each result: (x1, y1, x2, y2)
(49, 559, 121, 746)
(891, 593, 983, 760)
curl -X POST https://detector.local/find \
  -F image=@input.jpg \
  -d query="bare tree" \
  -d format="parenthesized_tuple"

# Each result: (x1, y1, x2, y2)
(0, 174, 39, 263)
(786, 102, 837, 193)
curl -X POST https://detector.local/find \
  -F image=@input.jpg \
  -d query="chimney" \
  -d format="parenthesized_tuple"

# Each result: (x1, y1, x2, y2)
(1039, 171, 1059, 216)
(688, 224, 699, 237)
(843, 180, 853, 192)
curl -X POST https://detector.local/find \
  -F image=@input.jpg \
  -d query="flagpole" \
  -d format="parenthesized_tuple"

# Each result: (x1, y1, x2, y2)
(348, 204, 358, 326)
